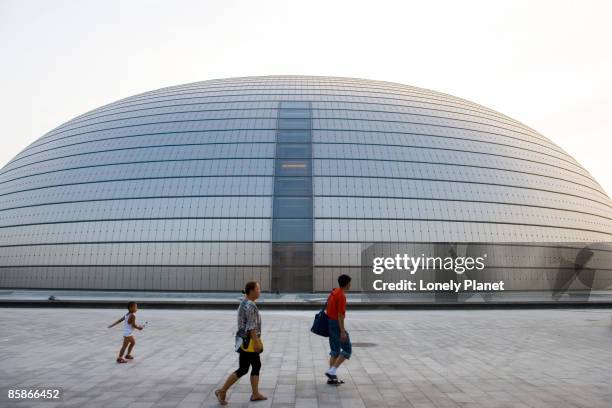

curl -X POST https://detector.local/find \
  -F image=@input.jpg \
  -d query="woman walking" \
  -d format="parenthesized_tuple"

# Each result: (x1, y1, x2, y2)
(215, 281, 267, 405)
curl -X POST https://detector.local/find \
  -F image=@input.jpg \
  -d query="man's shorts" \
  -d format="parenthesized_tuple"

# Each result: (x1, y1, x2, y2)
(328, 318, 351, 359)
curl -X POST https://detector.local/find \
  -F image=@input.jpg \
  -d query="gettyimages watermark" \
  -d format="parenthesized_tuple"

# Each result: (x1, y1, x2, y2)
(358, 242, 612, 296)
(371, 253, 502, 292)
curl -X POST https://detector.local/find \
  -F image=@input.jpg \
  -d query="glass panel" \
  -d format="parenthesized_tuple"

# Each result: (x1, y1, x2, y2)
(272, 219, 313, 242)
(274, 197, 312, 218)
(274, 177, 312, 196)
(278, 118, 311, 130)
(272, 243, 313, 266)
(279, 109, 311, 119)
(277, 130, 311, 143)
(271, 265, 313, 292)
(276, 143, 311, 158)
(280, 101, 311, 109)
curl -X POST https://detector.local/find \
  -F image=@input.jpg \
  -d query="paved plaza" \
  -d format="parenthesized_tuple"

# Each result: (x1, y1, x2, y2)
(0, 307, 611, 408)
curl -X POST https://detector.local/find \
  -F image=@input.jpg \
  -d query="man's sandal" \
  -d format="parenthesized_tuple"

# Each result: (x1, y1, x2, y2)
(327, 378, 345, 385)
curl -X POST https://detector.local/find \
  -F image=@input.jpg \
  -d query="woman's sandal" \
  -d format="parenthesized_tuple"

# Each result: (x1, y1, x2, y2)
(250, 394, 268, 401)
(214, 389, 227, 405)
(124, 355, 134, 360)
(116, 357, 127, 364)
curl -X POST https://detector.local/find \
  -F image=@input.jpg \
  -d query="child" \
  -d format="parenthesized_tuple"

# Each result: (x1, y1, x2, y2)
(108, 301, 143, 363)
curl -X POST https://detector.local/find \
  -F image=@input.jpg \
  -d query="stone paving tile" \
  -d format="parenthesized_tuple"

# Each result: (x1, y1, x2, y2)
(1, 308, 611, 408)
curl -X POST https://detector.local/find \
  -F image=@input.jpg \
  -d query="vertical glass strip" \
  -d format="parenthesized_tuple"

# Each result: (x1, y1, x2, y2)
(271, 101, 314, 292)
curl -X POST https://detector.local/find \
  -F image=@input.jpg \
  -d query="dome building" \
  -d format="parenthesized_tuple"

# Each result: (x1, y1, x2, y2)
(0, 76, 611, 294)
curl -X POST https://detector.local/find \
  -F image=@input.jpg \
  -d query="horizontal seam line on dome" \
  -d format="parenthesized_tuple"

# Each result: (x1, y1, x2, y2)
(69, 86, 512, 126)
(88, 80, 462, 105)
(7, 127, 574, 175)
(314, 265, 612, 270)
(37, 114, 555, 151)
(0, 179, 271, 198)
(39, 92, 543, 147)
(1, 142, 594, 188)
(43, 106, 543, 146)
(0, 196, 273, 211)
(315, 200, 612, 221)
(0, 171, 609, 209)
(0, 241, 270, 248)
(8, 130, 276, 167)
(324, 144, 592, 183)
(316, 242, 612, 247)
(106, 86, 527, 126)
(3, 143, 276, 176)
(1, 218, 610, 245)
(47, 98, 534, 139)
(7, 265, 612, 268)
(48, 109, 277, 140)
(29, 116, 558, 157)
(0, 147, 268, 177)
(112, 79, 493, 110)
(0, 217, 272, 229)
(163, 79, 521, 117)
(314, 220, 612, 236)
(15, 124, 570, 168)
(315, 240, 612, 245)
(0, 196, 610, 221)
(2, 241, 610, 249)
(114, 77, 481, 103)
(316, 189, 612, 209)
(0, 195, 612, 228)
(0, 167, 612, 208)
(0, 215, 610, 230)
(0, 265, 271, 268)
(0, 160, 605, 203)
(0, 169, 605, 202)
(1, 144, 595, 189)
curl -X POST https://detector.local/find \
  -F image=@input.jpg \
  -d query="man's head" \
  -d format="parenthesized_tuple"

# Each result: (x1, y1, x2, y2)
(127, 301, 138, 313)
(337, 274, 351, 290)
(243, 281, 261, 300)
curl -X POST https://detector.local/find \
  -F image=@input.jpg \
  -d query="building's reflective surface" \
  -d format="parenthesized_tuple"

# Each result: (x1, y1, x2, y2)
(1, 76, 611, 294)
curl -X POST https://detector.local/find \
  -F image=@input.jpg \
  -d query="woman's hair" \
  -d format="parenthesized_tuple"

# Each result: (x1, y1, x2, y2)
(242, 281, 259, 295)
(127, 301, 136, 310)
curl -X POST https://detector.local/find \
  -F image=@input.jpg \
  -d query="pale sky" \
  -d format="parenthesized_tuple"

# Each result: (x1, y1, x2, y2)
(1, 0, 611, 195)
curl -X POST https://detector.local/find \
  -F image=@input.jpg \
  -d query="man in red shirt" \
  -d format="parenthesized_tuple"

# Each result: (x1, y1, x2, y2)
(325, 274, 352, 384)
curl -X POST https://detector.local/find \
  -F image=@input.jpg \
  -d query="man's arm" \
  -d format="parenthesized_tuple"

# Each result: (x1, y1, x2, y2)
(338, 312, 347, 342)
(107, 316, 124, 328)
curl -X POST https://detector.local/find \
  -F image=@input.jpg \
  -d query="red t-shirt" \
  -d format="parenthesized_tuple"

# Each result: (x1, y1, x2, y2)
(325, 288, 346, 320)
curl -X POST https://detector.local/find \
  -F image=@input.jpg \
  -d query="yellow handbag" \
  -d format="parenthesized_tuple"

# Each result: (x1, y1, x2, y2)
(241, 337, 264, 353)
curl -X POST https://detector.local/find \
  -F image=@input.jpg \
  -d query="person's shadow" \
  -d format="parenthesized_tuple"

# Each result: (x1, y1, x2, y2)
(552, 246, 595, 301)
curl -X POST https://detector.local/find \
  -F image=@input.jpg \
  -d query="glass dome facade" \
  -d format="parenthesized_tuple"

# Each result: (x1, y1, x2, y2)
(1, 75, 611, 292)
